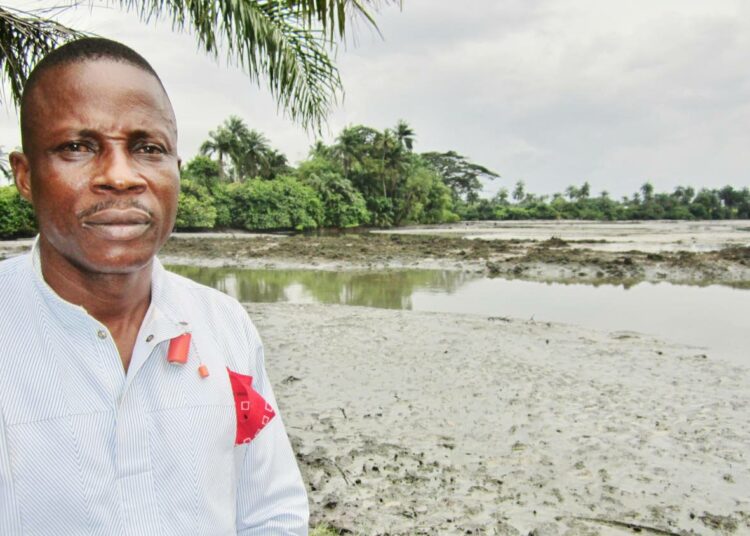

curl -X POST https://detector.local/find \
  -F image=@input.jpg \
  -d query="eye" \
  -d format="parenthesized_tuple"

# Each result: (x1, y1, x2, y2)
(135, 143, 165, 155)
(58, 141, 94, 153)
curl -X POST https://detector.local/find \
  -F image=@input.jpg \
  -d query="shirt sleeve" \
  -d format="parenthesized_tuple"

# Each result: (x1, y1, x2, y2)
(234, 313, 309, 535)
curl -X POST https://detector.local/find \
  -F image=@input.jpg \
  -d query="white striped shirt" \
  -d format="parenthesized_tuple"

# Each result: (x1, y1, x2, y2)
(0, 243, 309, 535)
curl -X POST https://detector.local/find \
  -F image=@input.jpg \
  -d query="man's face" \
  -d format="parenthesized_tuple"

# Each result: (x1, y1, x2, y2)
(11, 59, 180, 275)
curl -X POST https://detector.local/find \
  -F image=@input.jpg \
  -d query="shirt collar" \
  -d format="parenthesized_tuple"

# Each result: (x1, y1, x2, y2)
(30, 236, 90, 330)
(28, 236, 188, 338)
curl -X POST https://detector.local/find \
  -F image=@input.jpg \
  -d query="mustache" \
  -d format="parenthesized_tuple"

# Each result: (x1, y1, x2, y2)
(76, 200, 154, 220)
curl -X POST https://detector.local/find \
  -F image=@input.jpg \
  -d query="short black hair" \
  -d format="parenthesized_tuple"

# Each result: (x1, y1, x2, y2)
(20, 37, 166, 151)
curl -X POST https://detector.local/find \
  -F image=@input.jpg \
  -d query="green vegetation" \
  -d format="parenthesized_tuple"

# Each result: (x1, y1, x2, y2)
(0, 186, 35, 238)
(310, 524, 339, 536)
(1, 116, 748, 238)
(168, 117, 469, 232)
(478, 180, 750, 221)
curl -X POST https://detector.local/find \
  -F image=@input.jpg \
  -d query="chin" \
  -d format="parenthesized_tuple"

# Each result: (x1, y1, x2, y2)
(76, 248, 158, 276)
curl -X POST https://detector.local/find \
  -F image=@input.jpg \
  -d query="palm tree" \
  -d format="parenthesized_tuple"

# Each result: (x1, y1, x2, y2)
(0, 146, 10, 180)
(200, 127, 234, 181)
(221, 116, 252, 181)
(333, 126, 369, 177)
(236, 130, 272, 180)
(262, 149, 290, 179)
(0, 1, 397, 129)
(640, 182, 655, 203)
(394, 120, 415, 151)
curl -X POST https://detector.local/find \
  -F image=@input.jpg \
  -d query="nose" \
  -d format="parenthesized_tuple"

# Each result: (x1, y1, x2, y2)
(91, 147, 147, 194)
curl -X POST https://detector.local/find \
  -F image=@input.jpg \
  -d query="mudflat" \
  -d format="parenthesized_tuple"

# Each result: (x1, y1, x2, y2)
(153, 220, 750, 287)
(256, 302, 749, 535)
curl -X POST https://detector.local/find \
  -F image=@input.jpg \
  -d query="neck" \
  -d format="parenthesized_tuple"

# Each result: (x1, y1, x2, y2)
(38, 240, 152, 328)
(39, 240, 154, 372)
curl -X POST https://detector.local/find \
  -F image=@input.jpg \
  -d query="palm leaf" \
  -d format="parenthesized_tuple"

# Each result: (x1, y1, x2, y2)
(0, 1, 399, 130)
(116, 0, 398, 130)
(0, 5, 84, 107)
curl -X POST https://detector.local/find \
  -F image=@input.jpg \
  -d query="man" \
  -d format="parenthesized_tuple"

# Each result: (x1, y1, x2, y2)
(0, 38, 308, 534)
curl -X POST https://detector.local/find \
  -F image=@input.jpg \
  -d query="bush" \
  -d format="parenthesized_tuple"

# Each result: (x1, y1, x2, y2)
(230, 176, 323, 231)
(174, 179, 217, 230)
(182, 155, 222, 192)
(296, 159, 369, 228)
(0, 186, 36, 238)
(212, 183, 235, 228)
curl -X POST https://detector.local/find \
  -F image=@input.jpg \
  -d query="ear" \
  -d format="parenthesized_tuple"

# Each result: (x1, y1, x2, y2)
(9, 151, 32, 203)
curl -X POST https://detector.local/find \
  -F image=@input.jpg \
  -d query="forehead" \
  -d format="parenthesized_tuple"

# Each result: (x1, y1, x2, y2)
(24, 59, 177, 143)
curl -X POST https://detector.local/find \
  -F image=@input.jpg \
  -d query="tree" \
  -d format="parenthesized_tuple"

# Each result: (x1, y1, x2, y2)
(296, 157, 369, 227)
(394, 120, 415, 151)
(421, 150, 498, 203)
(0, 185, 36, 238)
(0, 1, 395, 129)
(235, 129, 271, 180)
(182, 155, 222, 192)
(200, 117, 287, 182)
(199, 126, 235, 181)
(640, 181, 655, 203)
(230, 176, 323, 231)
(494, 188, 509, 205)
(513, 180, 526, 202)
(579, 181, 590, 200)
(262, 149, 291, 180)
(0, 146, 10, 179)
(175, 180, 217, 230)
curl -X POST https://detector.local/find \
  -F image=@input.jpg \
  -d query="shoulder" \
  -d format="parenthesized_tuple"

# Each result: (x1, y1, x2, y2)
(158, 266, 260, 340)
(0, 255, 33, 331)
(161, 268, 246, 315)
(158, 267, 264, 373)
(0, 254, 27, 280)
(0, 255, 31, 297)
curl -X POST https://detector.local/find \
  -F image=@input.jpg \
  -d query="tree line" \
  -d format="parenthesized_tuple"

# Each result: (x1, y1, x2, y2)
(466, 180, 750, 221)
(1, 116, 749, 238)
(172, 117, 493, 231)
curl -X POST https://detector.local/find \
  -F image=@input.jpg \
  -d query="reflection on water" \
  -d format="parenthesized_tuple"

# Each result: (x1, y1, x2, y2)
(165, 265, 749, 368)
(166, 265, 476, 309)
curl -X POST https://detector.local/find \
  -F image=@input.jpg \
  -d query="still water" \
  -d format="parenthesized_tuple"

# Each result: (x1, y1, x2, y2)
(166, 265, 749, 368)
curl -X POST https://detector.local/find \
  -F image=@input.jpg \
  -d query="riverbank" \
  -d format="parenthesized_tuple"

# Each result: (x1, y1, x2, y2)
(2, 221, 748, 287)
(154, 222, 750, 287)
(255, 302, 749, 535)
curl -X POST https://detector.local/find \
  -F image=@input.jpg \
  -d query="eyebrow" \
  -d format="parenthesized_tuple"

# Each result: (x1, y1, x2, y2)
(73, 128, 175, 149)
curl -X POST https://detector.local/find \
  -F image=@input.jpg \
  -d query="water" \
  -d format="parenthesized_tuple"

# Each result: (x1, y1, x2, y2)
(166, 265, 749, 368)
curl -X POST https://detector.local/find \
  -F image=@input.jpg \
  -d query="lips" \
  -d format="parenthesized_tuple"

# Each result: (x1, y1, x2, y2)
(82, 208, 152, 241)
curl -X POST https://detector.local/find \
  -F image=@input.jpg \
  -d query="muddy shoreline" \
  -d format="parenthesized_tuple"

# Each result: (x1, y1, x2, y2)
(154, 231, 750, 287)
(256, 302, 750, 536)
(3, 222, 748, 287)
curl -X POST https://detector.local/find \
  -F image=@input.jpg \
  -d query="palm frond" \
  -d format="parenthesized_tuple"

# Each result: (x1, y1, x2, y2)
(116, 0, 397, 130)
(0, 6, 84, 107)
(0, 1, 400, 130)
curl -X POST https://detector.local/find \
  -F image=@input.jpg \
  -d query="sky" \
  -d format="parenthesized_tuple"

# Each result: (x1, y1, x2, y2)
(2, 0, 750, 198)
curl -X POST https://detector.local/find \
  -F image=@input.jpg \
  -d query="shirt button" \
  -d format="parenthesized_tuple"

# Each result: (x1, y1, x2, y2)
(97, 330, 107, 339)
(146, 334, 154, 342)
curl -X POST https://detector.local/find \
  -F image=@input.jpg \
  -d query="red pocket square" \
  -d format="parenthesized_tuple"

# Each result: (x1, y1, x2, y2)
(227, 367, 276, 445)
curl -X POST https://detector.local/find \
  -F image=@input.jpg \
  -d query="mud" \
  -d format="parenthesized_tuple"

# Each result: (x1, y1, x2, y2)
(156, 231, 750, 286)
(255, 302, 750, 536)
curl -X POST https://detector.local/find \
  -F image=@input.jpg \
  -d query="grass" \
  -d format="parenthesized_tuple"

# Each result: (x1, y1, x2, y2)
(310, 524, 339, 536)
